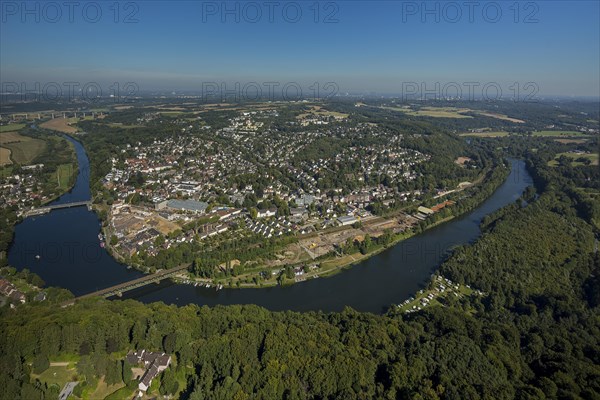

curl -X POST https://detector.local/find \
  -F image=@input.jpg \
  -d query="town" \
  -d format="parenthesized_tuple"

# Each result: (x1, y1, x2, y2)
(75, 103, 482, 287)
(1, 100, 509, 291)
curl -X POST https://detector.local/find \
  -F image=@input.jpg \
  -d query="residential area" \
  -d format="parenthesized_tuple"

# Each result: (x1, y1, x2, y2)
(84, 103, 483, 286)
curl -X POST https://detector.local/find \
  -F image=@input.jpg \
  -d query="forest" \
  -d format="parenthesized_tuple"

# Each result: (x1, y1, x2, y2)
(1, 136, 599, 399)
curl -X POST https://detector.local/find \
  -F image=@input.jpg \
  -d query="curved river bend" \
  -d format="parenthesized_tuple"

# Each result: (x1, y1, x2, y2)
(8, 137, 532, 313)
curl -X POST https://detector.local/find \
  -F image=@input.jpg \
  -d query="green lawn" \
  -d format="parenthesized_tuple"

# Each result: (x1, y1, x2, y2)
(0, 123, 26, 132)
(32, 365, 77, 386)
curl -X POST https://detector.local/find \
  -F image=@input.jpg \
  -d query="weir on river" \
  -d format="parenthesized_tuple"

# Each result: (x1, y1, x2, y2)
(8, 135, 533, 314)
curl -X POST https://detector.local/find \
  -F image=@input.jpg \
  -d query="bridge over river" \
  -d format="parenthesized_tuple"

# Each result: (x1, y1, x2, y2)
(61, 263, 192, 307)
(23, 201, 92, 217)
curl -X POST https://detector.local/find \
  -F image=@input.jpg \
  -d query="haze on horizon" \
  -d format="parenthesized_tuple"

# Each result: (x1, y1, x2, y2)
(1, 0, 599, 98)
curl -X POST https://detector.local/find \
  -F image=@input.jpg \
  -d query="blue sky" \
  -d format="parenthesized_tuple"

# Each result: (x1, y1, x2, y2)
(1, 1, 599, 96)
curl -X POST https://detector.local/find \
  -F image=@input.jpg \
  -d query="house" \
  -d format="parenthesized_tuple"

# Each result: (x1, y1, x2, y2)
(125, 350, 172, 392)
(290, 207, 308, 219)
(138, 353, 171, 391)
(257, 208, 277, 218)
(125, 349, 146, 365)
(217, 208, 241, 220)
(0, 279, 26, 303)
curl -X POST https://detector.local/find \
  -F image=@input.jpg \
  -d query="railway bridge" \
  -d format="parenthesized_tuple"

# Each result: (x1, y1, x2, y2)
(61, 263, 192, 307)
(23, 201, 92, 217)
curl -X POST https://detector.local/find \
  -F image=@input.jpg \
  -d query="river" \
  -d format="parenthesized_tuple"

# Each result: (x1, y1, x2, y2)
(8, 136, 533, 313)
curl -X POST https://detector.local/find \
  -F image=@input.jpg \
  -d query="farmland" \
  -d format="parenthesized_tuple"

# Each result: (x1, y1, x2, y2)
(0, 147, 12, 166)
(383, 106, 474, 119)
(0, 123, 25, 132)
(0, 131, 46, 164)
(297, 105, 349, 119)
(474, 111, 525, 123)
(40, 118, 79, 133)
(460, 131, 510, 137)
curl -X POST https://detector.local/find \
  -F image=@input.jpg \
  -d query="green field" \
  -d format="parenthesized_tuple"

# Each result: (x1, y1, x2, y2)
(56, 163, 76, 190)
(382, 106, 474, 119)
(107, 122, 145, 128)
(548, 152, 599, 167)
(0, 132, 46, 164)
(0, 123, 26, 132)
(533, 130, 589, 137)
(460, 131, 509, 137)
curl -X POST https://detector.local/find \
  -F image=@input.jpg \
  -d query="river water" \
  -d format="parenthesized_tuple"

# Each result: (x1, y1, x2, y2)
(8, 137, 532, 313)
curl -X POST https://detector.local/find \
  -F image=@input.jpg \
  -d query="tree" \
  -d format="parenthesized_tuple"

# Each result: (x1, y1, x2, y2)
(32, 355, 49, 374)
(105, 360, 123, 386)
(159, 367, 179, 396)
(163, 332, 177, 354)
(77, 356, 94, 379)
(122, 361, 133, 383)
(249, 208, 258, 220)
(360, 234, 372, 254)
(285, 265, 294, 279)
(79, 341, 91, 356)
(20, 384, 42, 400)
